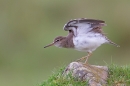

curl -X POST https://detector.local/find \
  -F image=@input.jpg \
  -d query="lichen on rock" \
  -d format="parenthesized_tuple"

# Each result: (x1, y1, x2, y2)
(63, 62, 108, 86)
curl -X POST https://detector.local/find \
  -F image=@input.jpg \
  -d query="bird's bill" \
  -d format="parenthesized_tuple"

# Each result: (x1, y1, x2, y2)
(44, 42, 55, 48)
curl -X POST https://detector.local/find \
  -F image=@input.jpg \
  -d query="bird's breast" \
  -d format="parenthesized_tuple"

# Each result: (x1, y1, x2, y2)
(73, 33, 107, 52)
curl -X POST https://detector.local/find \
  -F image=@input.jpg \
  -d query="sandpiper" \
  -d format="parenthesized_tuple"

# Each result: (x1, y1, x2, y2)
(44, 18, 119, 64)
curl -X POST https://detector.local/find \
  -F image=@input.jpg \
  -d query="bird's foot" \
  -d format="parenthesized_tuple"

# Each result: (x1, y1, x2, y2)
(76, 52, 91, 63)
(83, 61, 90, 66)
(76, 56, 86, 63)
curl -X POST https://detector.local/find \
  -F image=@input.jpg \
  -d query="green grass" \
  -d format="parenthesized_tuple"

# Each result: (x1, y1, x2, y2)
(40, 64, 130, 86)
(107, 64, 130, 85)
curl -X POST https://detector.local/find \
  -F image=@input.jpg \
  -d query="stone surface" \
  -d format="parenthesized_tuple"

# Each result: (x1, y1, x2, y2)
(63, 62, 108, 86)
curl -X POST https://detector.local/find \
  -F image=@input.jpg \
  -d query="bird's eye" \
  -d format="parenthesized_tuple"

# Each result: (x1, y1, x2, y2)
(56, 39, 60, 42)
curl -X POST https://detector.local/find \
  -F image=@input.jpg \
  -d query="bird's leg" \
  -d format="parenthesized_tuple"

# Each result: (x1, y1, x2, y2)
(76, 56, 86, 62)
(76, 52, 92, 63)
(84, 52, 92, 64)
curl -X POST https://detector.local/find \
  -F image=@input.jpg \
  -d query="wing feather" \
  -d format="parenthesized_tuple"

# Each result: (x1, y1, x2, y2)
(63, 18, 106, 36)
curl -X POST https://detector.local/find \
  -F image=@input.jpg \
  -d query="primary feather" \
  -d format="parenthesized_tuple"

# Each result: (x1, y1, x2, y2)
(63, 18, 106, 37)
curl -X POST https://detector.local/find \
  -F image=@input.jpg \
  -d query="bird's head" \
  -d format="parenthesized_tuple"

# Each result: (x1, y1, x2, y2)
(44, 36, 65, 48)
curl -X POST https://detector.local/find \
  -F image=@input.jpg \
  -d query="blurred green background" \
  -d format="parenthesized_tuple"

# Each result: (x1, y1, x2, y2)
(0, 0, 130, 86)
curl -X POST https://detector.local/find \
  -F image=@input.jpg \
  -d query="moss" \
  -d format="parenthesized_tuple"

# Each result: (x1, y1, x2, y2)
(40, 64, 130, 86)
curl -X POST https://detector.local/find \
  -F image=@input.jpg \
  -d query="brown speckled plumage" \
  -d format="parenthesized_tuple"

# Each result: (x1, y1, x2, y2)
(90, 27, 104, 35)
(57, 32, 74, 48)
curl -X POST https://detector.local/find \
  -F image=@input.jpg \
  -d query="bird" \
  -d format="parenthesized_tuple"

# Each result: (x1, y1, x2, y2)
(44, 18, 119, 64)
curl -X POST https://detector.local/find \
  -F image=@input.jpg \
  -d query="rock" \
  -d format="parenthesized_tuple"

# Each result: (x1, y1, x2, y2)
(63, 62, 108, 86)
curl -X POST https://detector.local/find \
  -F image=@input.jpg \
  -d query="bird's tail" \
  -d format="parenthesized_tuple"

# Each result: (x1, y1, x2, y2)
(106, 38, 120, 47)
(109, 41, 120, 47)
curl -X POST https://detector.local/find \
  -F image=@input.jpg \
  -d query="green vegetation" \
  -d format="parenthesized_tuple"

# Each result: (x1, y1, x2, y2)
(40, 64, 130, 86)
(108, 64, 130, 85)
(40, 67, 88, 86)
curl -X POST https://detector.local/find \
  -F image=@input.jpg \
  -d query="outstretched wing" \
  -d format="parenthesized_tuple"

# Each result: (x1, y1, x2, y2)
(63, 18, 106, 36)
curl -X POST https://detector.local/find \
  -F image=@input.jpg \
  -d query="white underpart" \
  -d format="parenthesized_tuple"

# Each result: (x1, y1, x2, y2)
(73, 32, 108, 52)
